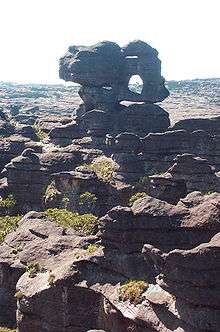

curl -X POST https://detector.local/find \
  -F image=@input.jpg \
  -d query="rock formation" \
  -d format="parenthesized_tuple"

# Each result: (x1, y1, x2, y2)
(59, 40, 170, 141)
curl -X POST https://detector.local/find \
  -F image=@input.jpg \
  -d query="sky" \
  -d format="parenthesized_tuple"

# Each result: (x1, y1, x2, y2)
(0, 0, 219, 84)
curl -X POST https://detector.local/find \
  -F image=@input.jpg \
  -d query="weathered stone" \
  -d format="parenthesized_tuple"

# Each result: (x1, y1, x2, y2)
(4, 149, 48, 212)
(59, 41, 125, 86)
(171, 116, 220, 136)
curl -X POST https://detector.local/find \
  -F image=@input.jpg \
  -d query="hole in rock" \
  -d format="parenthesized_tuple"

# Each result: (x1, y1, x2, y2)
(103, 86, 112, 91)
(128, 75, 143, 94)
(126, 56, 138, 59)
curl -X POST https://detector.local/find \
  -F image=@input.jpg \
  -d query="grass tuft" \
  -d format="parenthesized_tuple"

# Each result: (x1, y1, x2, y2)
(0, 215, 22, 244)
(128, 192, 147, 206)
(119, 280, 149, 303)
(45, 208, 98, 235)
(87, 157, 114, 182)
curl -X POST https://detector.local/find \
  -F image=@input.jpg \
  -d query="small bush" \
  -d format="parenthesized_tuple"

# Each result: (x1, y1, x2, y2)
(62, 196, 70, 209)
(33, 124, 48, 141)
(119, 280, 149, 303)
(14, 291, 24, 299)
(26, 262, 41, 278)
(80, 192, 97, 204)
(0, 194, 16, 209)
(0, 327, 16, 332)
(86, 244, 98, 254)
(48, 272, 56, 286)
(128, 192, 147, 206)
(45, 208, 98, 235)
(88, 157, 114, 182)
(0, 215, 22, 244)
(204, 191, 214, 196)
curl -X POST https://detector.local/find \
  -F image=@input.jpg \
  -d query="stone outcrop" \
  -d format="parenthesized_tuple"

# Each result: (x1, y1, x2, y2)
(99, 192, 220, 257)
(1, 192, 220, 331)
(111, 132, 145, 183)
(0, 135, 42, 173)
(148, 154, 220, 203)
(4, 149, 48, 212)
(59, 40, 170, 140)
(171, 115, 220, 136)
(142, 129, 220, 173)
(143, 232, 220, 332)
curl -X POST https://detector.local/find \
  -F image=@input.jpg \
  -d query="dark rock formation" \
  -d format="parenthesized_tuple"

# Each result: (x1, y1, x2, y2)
(59, 40, 170, 140)
(111, 132, 145, 183)
(143, 232, 220, 332)
(147, 154, 220, 203)
(142, 129, 220, 173)
(0, 135, 42, 174)
(171, 115, 220, 136)
(99, 192, 220, 256)
(4, 149, 48, 212)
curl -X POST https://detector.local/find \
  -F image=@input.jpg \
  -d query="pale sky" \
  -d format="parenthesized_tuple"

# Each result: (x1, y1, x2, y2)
(0, 0, 219, 84)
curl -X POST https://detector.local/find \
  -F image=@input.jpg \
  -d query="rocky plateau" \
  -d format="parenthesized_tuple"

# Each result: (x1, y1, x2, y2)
(0, 40, 219, 332)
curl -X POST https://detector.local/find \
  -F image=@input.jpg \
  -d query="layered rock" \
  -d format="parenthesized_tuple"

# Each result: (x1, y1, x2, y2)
(142, 129, 220, 173)
(4, 149, 48, 212)
(111, 132, 145, 182)
(0, 135, 42, 174)
(99, 192, 220, 255)
(171, 115, 220, 136)
(143, 232, 220, 332)
(59, 40, 170, 141)
(148, 154, 220, 203)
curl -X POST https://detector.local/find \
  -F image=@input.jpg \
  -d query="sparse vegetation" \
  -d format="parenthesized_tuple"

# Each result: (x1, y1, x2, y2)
(26, 262, 41, 278)
(0, 194, 16, 209)
(14, 290, 24, 299)
(203, 191, 214, 196)
(80, 192, 97, 204)
(88, 157, 114, 182)
(62, 196, 70, 209)
(0, 215, 22, 244)
(45, 208, 98, 235)
(48, 272, 56, 286)
(0, 327, 16, 332)
(44, 182, 61, 201)
(118, 280, 149, 303)
(33, 124, 48, 141)
(128, 192, 147, 206)
(86, 244, 98, 254)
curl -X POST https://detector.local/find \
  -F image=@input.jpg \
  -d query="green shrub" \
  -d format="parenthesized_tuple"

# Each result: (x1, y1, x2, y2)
(80, 192, 97, 204)
(0, 327, 16, 332)
(33, 124, 48, 141)
(86, 244, 98, 254)
(128, 192, 147, 206)
(26, 262, 41, 278)
(45, 208, 98, 235)
(0, 215, 22, 244)
(88, 157, 114, 182)
(118, 280, 149, 303)
(0, 194, 16, 209)
(62, 196, 70, 209)
(204, 191, 214, 196)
